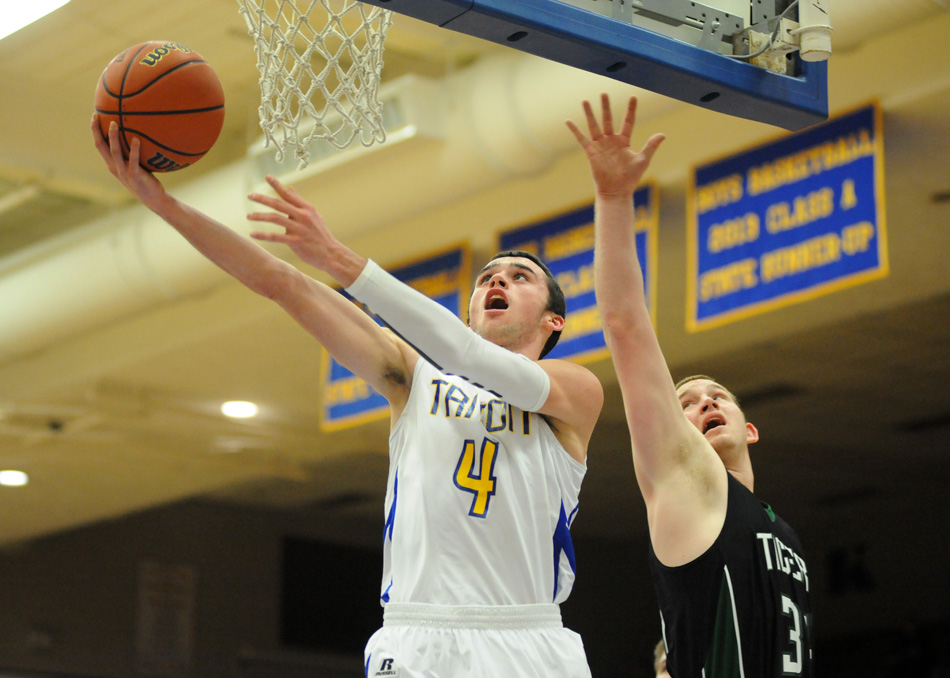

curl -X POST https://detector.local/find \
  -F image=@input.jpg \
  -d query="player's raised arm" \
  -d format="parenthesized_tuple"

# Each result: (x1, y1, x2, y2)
(312, 247, 552, 413)
(568, 95, 686, 479)
(570, 95, 724, 537)
(91, 115, 414, 406)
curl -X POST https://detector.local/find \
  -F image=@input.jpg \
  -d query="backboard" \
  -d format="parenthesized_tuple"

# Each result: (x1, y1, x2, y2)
(361, 0, 828, 130)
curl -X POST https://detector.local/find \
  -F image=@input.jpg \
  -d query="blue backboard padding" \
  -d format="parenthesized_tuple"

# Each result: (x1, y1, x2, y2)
(371, 0, 472, 25)
(364, 0, 827, 130)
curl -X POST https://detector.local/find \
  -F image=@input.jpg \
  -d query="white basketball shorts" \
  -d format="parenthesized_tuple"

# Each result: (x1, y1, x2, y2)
(364, 602, 591, 678)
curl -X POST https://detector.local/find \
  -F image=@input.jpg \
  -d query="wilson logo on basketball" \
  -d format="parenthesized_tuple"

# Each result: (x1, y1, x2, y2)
(139, 42, 192, 67)
(146, 152, 190, 172)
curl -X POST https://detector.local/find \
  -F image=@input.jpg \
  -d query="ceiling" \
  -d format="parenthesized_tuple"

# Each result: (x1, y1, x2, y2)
(0, 1, 949, 629)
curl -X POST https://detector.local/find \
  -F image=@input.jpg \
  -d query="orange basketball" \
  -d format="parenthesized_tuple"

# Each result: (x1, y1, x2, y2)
(94, 41, 225, 172)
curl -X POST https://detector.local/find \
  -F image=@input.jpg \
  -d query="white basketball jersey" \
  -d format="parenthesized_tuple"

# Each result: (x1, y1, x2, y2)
(379, 358, 586, 607)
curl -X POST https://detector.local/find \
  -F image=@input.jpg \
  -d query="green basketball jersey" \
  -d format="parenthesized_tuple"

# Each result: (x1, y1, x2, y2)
(649, 473, 814, 678)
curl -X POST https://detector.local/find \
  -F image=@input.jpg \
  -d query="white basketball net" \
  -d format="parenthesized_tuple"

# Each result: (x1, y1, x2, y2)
(236, 0, 393, 168)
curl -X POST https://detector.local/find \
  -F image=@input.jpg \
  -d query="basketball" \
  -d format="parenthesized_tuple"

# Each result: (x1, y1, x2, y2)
(94, 41, 225, 172)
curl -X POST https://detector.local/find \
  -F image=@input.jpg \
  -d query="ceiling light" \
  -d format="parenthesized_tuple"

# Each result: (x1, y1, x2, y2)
(0, 1, 71, 41)
(221, 401, 259, 419)
(0, 470, 29, 487)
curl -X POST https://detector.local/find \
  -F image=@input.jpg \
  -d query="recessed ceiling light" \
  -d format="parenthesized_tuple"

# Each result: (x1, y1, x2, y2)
(0, 470, 29, 487)
(0, 1, 71, 42)
(221, 401, 259, 418)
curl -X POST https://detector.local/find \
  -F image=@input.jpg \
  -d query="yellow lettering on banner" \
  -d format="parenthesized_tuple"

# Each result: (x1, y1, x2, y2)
(840, 179, 858, 210)
(841, 222, 875, 255)
(408, 271, 459, 299)
(544, 224, 594, 261)
(559, 306, 602, 341)
(699, 259, 759, 301)
(634, 205, 653, 232)
(324, 376, 371, 406)
(760, 234, 842, 283)
(697, 174, 744, 214)
(708, 213, 760, 253)
(507, 242, 540, 258)
(556, 264, 595, 299)
(766, 187, 834, 234)
(747, 129, 874, 196)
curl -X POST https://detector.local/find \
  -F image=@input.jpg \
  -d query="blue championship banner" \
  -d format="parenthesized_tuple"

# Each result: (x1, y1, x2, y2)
(688, 103, 887, 331)
(498, 185, 657, 362)
(320, 245, 471, 431)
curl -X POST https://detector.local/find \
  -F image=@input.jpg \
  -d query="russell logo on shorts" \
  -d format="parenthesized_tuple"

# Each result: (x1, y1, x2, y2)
(373, 657, 398, 677)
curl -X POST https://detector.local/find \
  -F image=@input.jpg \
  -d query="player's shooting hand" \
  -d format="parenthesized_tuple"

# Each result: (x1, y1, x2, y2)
(247, 175, 350, 277)
(566, 94, 665, 198)
(91, 114, 167, 210)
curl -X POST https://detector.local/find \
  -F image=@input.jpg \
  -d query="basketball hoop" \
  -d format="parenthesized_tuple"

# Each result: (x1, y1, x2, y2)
(236, 0, 393, 169)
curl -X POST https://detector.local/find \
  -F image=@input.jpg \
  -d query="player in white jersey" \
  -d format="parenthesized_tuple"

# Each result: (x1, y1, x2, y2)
(381, 359, 584, 607)
(93, 116, 604, 677)
(367, 358, 591, 676)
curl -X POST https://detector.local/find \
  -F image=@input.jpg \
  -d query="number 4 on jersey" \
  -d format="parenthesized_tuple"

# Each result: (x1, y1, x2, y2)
(454, 437, 499, 517)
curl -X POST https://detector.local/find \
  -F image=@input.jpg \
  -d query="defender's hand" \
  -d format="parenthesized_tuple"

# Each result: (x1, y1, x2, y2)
(566, 94, 665, 198)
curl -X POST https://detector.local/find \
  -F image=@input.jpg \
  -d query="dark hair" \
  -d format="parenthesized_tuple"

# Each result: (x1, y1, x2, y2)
(674, 374, 741, 407)
(487, 249, 565, 359)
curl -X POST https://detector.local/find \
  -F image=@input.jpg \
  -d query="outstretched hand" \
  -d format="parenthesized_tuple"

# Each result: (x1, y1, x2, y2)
(91, 114, 167, 210)
(566, 94, 665, 198)
(247, 176, 362, 283)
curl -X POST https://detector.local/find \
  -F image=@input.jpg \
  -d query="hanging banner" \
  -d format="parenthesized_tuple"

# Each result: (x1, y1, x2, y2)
(320, 245, 471, 431)
(498, 185, 657, 362)
(688, 103, 887, 331)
